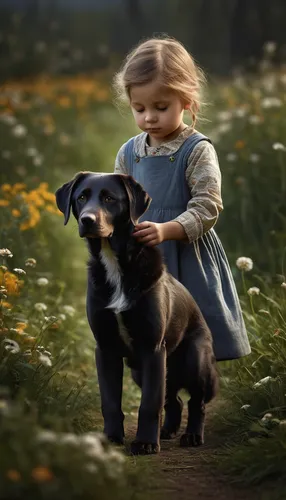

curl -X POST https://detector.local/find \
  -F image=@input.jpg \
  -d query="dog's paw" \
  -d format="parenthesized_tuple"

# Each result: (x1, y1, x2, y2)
(179, 433, 204, 447)
(160, 428, 177, 440)
(130, 440, 160, 455)
(107, 435, 124, 446)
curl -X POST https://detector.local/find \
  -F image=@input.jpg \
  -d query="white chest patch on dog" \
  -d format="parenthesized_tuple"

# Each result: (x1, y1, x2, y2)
(100, 239, 130, 314)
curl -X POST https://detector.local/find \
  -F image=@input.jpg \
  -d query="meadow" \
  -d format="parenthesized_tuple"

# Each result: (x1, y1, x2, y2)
(0, 46, 286, 497)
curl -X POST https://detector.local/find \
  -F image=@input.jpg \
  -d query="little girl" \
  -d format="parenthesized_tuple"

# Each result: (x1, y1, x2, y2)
(113, 36, 251, 361)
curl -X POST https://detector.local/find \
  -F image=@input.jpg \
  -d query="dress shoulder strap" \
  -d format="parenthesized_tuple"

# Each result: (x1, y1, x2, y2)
(122, 137, 136, 176)
(177, 132, 212, 170)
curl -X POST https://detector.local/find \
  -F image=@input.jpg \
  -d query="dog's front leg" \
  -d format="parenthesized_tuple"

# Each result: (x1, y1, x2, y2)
(131, 342, 166, 455)
(95, 347, 124, 444)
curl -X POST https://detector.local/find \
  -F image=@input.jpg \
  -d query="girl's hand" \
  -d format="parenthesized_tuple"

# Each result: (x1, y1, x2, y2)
(133, 221, 164, 247)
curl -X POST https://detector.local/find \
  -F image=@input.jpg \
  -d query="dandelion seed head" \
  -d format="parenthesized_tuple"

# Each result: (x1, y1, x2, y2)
(247, 287, 260, 296)
(236, 257, 253, 271)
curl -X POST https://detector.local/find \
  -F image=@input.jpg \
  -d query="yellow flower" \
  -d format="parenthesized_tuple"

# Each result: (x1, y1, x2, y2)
(0, 302, 12, 309)
(0, 271, 23, 296)
(15, 322, 28, 333)
(12, 209, 21, 217)
(1, 184, 12, 192)
(235, 140, 245, 150)
(31, 466, 53, 482)
(0, 199, 9, 206)
(6, 469, 21, 482)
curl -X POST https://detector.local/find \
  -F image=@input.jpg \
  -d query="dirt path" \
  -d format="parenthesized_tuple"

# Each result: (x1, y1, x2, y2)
(125, 399, 271, 500)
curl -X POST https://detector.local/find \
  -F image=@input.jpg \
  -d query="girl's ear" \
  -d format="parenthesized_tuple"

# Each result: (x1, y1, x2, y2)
(184, 103, 191, 110)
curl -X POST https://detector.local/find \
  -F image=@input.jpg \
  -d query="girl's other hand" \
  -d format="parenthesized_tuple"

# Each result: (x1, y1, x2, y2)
(133, 221, 164, 247)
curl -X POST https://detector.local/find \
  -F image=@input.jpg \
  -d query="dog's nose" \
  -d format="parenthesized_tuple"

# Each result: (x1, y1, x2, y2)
(80, 213, 96, 226)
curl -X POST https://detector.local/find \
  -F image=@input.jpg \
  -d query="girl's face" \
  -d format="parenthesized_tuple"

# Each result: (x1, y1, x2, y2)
(130, 80, 188, 146)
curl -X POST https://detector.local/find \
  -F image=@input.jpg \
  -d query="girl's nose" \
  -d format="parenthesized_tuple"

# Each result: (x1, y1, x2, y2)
(145, 113, 157, 123)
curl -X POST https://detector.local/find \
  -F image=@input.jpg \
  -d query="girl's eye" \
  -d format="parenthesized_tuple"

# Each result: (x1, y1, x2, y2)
(136, 109, 144, 113)
(157, 107, 167, 111)
(104, 196, 115, 203)
(78, 194, 86, 203)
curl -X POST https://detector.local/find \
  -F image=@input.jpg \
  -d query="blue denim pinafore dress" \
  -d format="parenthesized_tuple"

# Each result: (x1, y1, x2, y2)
(124, 132, 251, 361)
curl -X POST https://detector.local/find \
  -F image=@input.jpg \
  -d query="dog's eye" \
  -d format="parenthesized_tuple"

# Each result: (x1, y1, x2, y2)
(78, 194, 86, 203)
(104, 196, 115, 203)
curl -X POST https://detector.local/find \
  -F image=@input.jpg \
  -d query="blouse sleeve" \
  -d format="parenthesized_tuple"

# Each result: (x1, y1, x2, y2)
(114, 142, 128, 174)
(173, 141, 223, 243)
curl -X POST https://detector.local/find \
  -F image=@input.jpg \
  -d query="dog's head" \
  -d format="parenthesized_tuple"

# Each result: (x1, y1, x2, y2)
(55, 172, 151, 238)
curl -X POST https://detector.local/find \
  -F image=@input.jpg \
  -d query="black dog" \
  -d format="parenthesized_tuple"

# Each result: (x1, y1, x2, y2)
(56, 172, 218, 455)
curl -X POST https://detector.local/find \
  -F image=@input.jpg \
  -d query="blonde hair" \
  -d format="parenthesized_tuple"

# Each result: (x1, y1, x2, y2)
(113, 36, 206, 127)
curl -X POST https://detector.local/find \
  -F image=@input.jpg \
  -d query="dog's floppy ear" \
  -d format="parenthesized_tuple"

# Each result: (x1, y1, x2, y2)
(119, 174, 151, 225)
(55, 172, 90, 225)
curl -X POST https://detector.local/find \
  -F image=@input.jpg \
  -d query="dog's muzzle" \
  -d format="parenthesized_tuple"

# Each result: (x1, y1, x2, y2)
(79, 213, 97, 237)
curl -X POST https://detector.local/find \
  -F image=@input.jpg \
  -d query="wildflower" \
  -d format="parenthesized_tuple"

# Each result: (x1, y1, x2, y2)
(31, 466, 53, 482)
(0, 113, 17, 126)
(217, 111, 232, 121)
(261, 413, 273, 422)
(0, 248, 13, 258)
(234, 108, 247, 118)
(226, 153, 237, 162)
(36, 277, 49, 287)
(36, 430, 57, 443)
(6, 469, 21, 482)
(249, 115, 262, 125)
(25, 258, 37, 267)
(34, 303, 47, 312)
(60, 433, 79, 445)
(62, 305, 76, 316)
(217, 123, 231, 134)
(240, 404, 251, 411)
(38, 354, 52, 367)
(281, 282, 286, 289)
(11, 124, 27, 138)
(33, 155, 43, 167)
(261, 97, 282, 108)
(253, 376, 273, 388)
(2, 339, 20, 354)
(82, 434, 104, 458)
(249, 154, 260, 163)
(58, 313, 66, 321)
(236, 257, 253, 271)
(272, 143, 285, 151)
(13, 268, 26, 275)
(235, 140, 245, 150)
(263, 41, 277, 54)
(26, 147, 38, 157)
(279, 420, 286, 427)
(247, 287, 260, 296)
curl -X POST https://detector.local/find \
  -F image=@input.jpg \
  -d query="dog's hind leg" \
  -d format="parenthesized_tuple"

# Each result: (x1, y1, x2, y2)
(95, 347, 125, 445)
(160, 390, 183, 440)
(180, 339, 218, 447)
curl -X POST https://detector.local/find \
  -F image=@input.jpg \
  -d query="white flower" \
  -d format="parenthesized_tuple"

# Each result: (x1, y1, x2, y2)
(226, 153, 237, 162)
(273, 142, 285, 151)
(279, 420, 286, 427)
(34, 302, 47, 312)
(85, 463, 98, 474)
(2, 339, 20, 354)
(217, 123, 232, 134)
(12, 124, 27, 138)
(261, 413, 273, 422)
(33, 155, 43, 167)
(236, 257, 253, 272)
(60, 433, 79, 445)
(62, 305, 76, 317)
(234, 108, 247, 118)
(240, 404, 251, 411)
(261, 97, 282, 109)
(25, 258, 36, 267)
(281, 282, 286, 289)
(38, 353, 52, 367)
(217, 111, 232, 122)
(249, 154, 260, 163)
(107, 449, 125, 464)
(13, 268, 26, 275)
(247, 287, 260, 296)
(26, 147, 38, 157)
(36, 430, 57, 443)
(58, 313, 66, 321)
(0, 113, 17, 126)
(0, 248, 13, 258)
(253, 376, 273, 388)
(280, 74, 286, 86)
(2, 150, 11, 160)
(36, 277, 49, 287)
(249, 115, 262, 125)
(263, 41, 277, 55)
